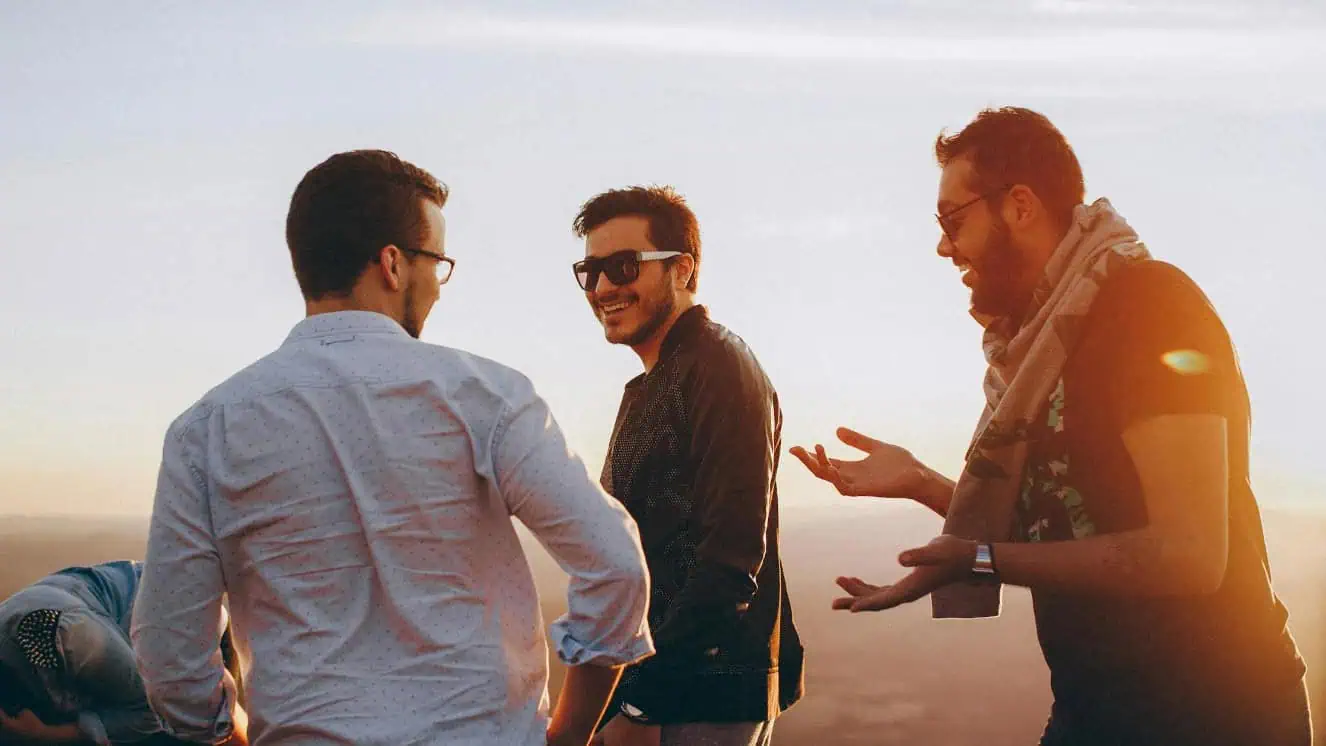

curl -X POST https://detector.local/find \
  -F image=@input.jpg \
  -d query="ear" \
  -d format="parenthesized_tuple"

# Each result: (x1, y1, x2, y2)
(672, 253, 696, 290)
(1004, 185, 1041, 230)
(378, 245, 406, 292)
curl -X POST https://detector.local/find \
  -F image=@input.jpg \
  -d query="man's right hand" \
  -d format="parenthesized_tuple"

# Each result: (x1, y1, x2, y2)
(789, 427, 933, 500)
(546, 663, 626, 746)
(217, 703, 250, 746)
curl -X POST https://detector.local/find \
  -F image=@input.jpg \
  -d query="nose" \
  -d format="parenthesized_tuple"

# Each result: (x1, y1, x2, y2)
(936, 234, 955, 259)
(590, 273, 625, 298)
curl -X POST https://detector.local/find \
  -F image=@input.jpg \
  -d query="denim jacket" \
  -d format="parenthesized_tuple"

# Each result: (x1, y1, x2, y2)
(0, 560, 168, 745)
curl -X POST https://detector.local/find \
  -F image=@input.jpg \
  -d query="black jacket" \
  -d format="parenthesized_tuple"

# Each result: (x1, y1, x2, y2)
(599, 305, 805, 725)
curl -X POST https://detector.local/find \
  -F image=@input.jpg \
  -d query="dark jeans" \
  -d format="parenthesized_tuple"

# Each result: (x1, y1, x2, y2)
(1039, 677, 1313, 746)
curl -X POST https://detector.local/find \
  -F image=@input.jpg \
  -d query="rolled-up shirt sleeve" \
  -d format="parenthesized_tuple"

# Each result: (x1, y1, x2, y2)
(492, 378, 655, 668)
(130, 415, 238, 744)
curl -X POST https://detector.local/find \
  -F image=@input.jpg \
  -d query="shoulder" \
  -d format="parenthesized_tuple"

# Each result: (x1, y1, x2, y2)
(1072, 260, 1243, 417)
(685, 318, 776, 404)
(1092, 260, 1223, 326)
(423, 343, 540, 406)
(1082, 259, 1232, 354)
(415, 345, 551, 446)
(165, 349, 293, 440)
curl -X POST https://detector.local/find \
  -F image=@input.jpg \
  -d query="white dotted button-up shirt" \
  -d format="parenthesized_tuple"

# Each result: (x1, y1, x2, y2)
(132, 311, 654, 746)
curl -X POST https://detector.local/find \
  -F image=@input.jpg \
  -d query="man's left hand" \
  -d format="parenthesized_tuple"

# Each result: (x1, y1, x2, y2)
(833, 534, 978, 612)
(589, 715, 660, 746)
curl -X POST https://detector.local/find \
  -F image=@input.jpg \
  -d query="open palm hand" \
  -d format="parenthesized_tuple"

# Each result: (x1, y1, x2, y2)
(790, 427, 930, 499)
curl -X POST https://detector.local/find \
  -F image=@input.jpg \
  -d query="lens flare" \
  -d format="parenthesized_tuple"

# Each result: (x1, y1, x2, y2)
(1161, 349, 1210, 375)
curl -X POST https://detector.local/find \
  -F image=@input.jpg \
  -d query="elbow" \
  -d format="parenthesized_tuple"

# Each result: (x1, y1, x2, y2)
(1191, 548, 1228, 596)
(600, 525, 651, 598)
(601, 542, 653, 631)
(1185, 538, 1228, 596)
(605, 546, 651, 603)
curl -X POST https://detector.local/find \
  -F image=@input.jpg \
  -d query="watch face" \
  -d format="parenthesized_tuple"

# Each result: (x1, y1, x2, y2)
(622, 703, 645, 718)
(973, 544, 996, 573)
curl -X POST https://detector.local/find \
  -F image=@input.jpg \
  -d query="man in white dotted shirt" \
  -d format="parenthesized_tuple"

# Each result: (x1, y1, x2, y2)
(132, 150, 656, 746)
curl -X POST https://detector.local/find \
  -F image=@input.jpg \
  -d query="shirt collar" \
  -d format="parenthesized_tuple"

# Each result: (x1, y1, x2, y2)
(658, 304, 708, 360)
(283, 311, 411, 344)
(624, 305, 709, 390)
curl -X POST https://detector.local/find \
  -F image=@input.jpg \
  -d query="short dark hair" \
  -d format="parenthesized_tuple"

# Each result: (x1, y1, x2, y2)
(286, 149, 449, 300)
(572, 185, 701, 292)
(935, 107, 1085, 230)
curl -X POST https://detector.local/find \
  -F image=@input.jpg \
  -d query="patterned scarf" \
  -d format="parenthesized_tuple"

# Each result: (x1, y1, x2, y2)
(932, 198, 1151, 619)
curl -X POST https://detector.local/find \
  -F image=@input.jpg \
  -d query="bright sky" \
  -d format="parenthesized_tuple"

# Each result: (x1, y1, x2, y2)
(2, 1, 1324, 517)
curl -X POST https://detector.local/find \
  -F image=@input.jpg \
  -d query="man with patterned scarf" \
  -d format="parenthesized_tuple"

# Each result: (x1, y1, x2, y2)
(791, 107, 1311, 745)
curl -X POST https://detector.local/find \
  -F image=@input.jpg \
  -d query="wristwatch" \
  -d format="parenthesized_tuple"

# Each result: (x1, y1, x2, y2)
(621, 702, 654, 725)
(972, 542, 997, 577)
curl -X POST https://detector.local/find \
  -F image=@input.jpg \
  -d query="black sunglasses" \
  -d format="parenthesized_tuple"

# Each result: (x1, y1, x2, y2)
(573, 249, 682, 291)
(935, 186, 1011, 246)
(401, 247, 456, 285)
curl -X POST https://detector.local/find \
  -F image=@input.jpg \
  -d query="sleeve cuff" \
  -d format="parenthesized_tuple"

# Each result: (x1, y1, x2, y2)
(151, 678, 238, 745)
(549, 617, 655, 667)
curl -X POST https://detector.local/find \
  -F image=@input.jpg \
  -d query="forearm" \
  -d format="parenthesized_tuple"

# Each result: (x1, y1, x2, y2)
(133, 571, 237, 742)
(915, 468, 955, 517)
(135, 428, 238, 744)
(994, 527, 1226, 596)
(541, 500, 654, 670)
(133, 560, 237, 742)
(134, 632, 238, 743)
(548, 663, 624, 746)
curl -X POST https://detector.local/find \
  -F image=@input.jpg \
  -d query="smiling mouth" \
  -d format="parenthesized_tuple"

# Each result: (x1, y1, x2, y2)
(597, 299, 635, 319)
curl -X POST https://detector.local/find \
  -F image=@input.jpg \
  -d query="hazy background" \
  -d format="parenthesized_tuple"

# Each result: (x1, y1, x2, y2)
(2, 1, 1323, 743)
(2, 0, 1324, 518)
(1, 511, 1321, 744)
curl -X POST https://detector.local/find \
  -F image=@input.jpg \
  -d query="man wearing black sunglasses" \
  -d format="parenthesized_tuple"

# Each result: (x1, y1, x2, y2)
(572, 186, 805, 746)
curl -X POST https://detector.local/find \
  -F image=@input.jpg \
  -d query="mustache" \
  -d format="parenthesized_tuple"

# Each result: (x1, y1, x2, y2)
(594, 291, 639, 307)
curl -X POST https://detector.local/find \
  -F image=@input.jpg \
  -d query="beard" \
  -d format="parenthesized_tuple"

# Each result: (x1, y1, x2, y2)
(621, 284, 676, 347)
(600, 272, 677, 348)
(401, 278, 424, 339)
(969, 216, 1028, 319)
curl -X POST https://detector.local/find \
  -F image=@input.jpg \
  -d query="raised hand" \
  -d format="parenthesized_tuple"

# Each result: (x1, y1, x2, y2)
(789, 427, 932, 499)
(832, 535, 977, 612)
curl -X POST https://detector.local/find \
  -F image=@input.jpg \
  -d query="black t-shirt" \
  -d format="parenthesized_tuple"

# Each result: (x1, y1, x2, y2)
(1014, 260, 1308, 743)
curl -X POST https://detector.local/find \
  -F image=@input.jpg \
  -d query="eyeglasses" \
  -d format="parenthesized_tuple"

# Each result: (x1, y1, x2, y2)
(401, 247, 456, 285)
(935, 186, 1010, 246)
(573, 250, 682, 291)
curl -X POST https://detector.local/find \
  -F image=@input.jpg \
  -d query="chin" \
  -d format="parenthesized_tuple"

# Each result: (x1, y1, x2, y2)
(602, 325, 636, 346)
(970, 292, 1016, 319)
(597, 314, 637, 345)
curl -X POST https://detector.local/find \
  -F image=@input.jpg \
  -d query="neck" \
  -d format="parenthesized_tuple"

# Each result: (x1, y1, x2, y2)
(1009, 224, 1071, 321)
(632, 298, 696, 373)
(305, 292, 398, 322)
